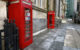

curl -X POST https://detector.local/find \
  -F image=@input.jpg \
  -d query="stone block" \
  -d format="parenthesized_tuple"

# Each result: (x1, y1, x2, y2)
(55, 36, 65, 42)
(49, 41, 64, 50)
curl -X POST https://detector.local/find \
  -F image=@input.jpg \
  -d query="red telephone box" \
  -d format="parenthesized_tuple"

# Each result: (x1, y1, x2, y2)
(8, 0, 33, 49)
(47, 11, 55, 29)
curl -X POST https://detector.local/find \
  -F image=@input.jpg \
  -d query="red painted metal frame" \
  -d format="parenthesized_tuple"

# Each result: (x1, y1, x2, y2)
(8, 0, 33, 49)
(47, 11, 55, 29)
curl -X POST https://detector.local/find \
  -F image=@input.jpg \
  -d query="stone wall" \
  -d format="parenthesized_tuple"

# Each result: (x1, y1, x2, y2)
(33, 10, 47, 33)
(31, 0, 47, 10)
(0, 1, 7, 30)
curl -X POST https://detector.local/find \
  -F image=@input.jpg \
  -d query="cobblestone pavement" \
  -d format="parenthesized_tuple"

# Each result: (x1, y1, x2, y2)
(24, 20, 80, 50)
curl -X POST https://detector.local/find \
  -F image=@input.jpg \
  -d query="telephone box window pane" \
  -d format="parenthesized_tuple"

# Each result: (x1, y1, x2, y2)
(49, 15, 52, 26)
(25, 21, 30, 24)
(25, 37, 30, 41)
(25, 33, 30, 37)
(26, 25, 30, 28)
(25, 8, 31, 40)
(25, 17, 30, 20)
(25, 9, 31, 20)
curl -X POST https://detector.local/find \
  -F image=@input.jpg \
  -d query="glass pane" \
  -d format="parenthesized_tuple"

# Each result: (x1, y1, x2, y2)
(49, 15, 52, 26)
(25, 8, 31, 39)
(25, 33, 30, 37)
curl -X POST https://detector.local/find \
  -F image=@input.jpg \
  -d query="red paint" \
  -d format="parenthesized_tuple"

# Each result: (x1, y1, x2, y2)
(47, 11, 55, 29)
(8, 0, 33, 49)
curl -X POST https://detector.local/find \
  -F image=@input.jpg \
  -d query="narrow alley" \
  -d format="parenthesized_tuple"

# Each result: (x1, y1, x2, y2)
(0, 0, 80, 50)
(25, 19, 80, 50)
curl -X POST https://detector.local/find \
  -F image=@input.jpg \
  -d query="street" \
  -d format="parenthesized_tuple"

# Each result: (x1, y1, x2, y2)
(24, 19, 80, 50)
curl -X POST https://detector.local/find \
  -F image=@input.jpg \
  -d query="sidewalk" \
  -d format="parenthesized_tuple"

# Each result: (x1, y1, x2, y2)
(24, 21, 80, 50)
(24, 23, 67, 50)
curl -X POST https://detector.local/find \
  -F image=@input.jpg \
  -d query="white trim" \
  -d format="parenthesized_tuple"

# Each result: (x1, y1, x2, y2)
(33, 28, 47, 36)
(22, 1, 31, 5)
(10, 1, 19, 4)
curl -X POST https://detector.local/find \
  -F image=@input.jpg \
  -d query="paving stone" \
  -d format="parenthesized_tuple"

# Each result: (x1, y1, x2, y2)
(69, 47, 78, 50)
(39, 37, 54, 50)
(63, 46, 71, 50)
(49, 41, 64, 50)
(35, 47, 46, 50)
(78, 48, 80, 50)
(55, 36, 65, 42)
(63, 46, 78, 50)
(52, 33, 58, 38)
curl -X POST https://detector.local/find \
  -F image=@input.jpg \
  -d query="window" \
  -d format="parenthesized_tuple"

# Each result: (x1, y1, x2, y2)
(34, 0, 36, 4)
(32, 0, 37, 5)
(40, 0, 42, 8)
(32, 0, 47, 10)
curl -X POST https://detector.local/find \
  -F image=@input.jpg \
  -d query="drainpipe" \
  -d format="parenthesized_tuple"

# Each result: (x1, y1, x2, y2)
(53, 0, 56, 12)
(47, 0, 49, 12)
(58, 0, 61, 17)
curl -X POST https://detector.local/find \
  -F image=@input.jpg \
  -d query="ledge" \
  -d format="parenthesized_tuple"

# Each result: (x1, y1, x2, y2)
(32, 5, 47, 13)
(33, 28, 48, 36)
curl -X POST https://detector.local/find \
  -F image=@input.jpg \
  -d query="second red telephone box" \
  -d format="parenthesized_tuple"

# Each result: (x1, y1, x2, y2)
(47, 11, 55, 29)
(8, 0, 33, 49)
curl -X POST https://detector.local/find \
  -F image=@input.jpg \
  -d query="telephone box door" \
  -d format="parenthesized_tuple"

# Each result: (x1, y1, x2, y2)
(22, 7, 33, 49)
(19, 2, 33, 49)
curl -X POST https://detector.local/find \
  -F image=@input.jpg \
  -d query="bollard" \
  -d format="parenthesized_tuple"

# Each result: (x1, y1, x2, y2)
(4, 20, 11, 50)
(4, 19, 19, 50)
(0, 30, 2, 50)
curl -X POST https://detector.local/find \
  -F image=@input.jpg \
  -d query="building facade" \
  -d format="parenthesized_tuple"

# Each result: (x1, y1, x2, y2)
(0, 1, 7, 30)
(31, 0, 48, 33)
(0, 0, 65, 34)
(55, 0, 67, 18)
(74, 0, 77, 12)
(66, 0, 76, 18)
